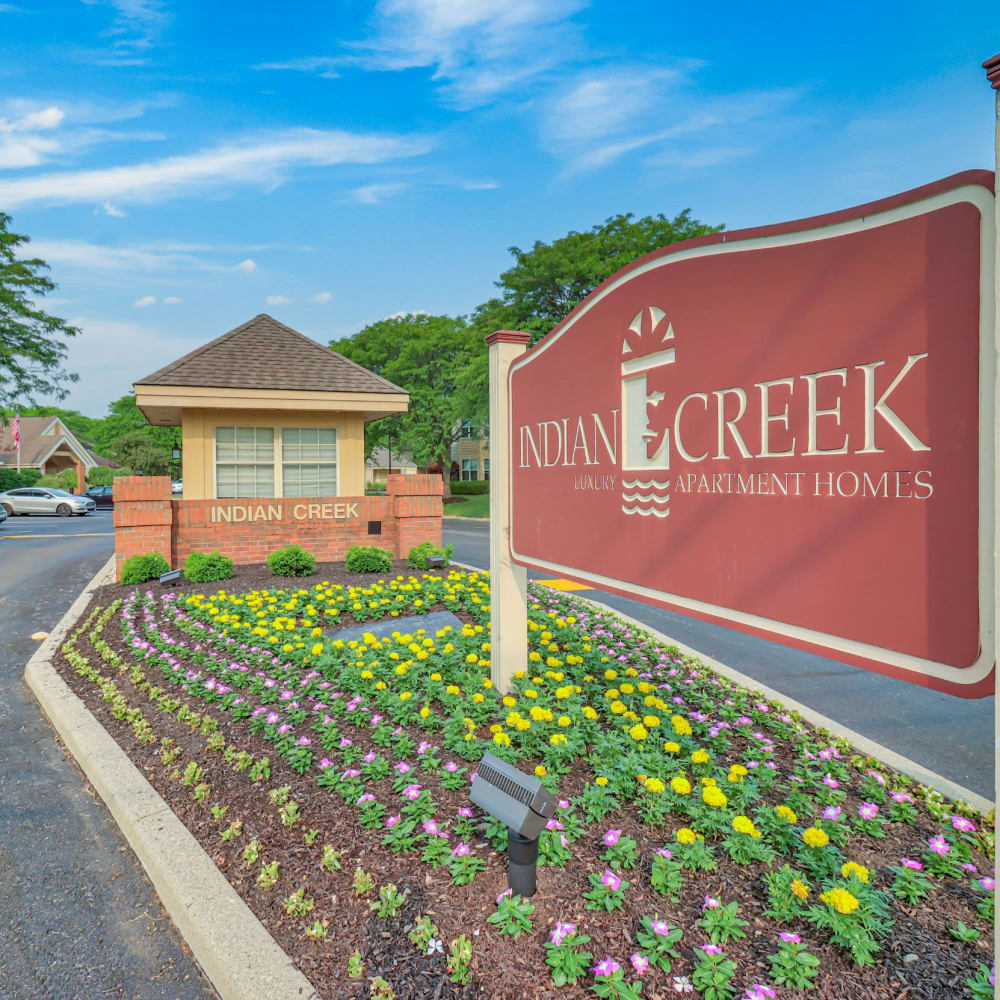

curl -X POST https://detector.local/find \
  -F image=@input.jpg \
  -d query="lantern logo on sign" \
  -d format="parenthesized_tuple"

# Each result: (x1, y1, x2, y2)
(620, 307, 673, 517)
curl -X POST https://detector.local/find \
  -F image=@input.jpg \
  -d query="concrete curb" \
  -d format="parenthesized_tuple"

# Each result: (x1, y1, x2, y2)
(23, 556, 320, 1000)
(454, 559, 994, 815)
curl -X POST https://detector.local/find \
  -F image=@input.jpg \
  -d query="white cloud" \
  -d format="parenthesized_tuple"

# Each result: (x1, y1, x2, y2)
(0, 127, 435, 208)
(89, 0, 170, 56)
(28, 238, 222, 272)
(133, 295, 156, 307)
(351, 181, 408, 204)
(266, 294, 294, 305)
(49, 316, 202, 415)
(0, 105, 65, 168)
(311, 0, 586, 108)
(311, 291, 332, 304)
(254, 56, 341, 79)
(384, 309, 429, 320)
(102, 201, 126, 217)
(161, 295, 181, 304)
(237, 258, 257, 273)
(542, 68, 800, 176)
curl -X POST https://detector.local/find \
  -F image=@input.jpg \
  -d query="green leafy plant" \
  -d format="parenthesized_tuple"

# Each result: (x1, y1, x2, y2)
(650, 852, 684, 901)
(243, 839, 261, 867)
(408, 915, 440, 953)
(321, 845, 342, 873)
(768, 933, 820, 990)
(447, 935, 473, 985)
(691, 945, 736, 1000)
(544, 923, 592, 987)
(352, 868, 375, 895)
(369, 976, 395, 1000)
(184, 550, 234, 583)
(120, 552, 171, 585)
(888, 863, 932, 904)
(304, 919, 328, 940)
(345, 544, 393, 574)
(965, 963, 995, 999)
(591, 961, 643, 1000)
(949, 920, 981, 942)
(278, 800, 301, 828)
(370, 883, 407, 918)
(257, 861, 279, 889)
(283, 887, 315, 918)
(267, 544, 316, 577)
(487, 892, 535, 938)
(347, 950, 364, 979)
(220, 820, 243, 842)
(697, 900, 748, 944)
(635, 915, 683, 973)
(406, 541, 455, 569)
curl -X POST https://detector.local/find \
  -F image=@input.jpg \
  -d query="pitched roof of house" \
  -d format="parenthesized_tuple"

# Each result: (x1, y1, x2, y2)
(0, 416, 79, 467)
(135, 314, 406, 395)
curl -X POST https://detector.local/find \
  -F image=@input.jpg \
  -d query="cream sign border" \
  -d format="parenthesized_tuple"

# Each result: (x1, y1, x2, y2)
(507, 182, 997, 689)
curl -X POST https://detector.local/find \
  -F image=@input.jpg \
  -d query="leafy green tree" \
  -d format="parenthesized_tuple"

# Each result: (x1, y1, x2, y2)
(331, 314, 484, 495)
(0, 213, 80, 414)
(110, 430, 173, 476)
(464, 210, 723, 422)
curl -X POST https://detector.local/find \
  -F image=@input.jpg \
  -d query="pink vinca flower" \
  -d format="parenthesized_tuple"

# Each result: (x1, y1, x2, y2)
(549, 922, 575, 946)
(630, 953, 649, 977)
(604, 829, 621, 847)
(858, 802, 879, 820)
(593, 958, 621, 978)
(928, 835, 950, 855)
(901, 857, 924, 870)
(600, 869, 622, 891)
(779, 931, 801, 943)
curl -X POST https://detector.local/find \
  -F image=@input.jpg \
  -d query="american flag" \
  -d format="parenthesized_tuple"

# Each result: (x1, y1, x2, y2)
(11, 413, 19, 448)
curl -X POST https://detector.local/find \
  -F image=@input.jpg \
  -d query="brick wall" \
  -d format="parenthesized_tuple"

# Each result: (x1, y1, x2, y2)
(112, 473, 443, 576)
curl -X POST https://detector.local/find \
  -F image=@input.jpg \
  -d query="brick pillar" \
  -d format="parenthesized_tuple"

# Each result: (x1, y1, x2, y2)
(113, 476, 174, 576)
(75, 460, 87, 492)
(387, 474, 443, 559)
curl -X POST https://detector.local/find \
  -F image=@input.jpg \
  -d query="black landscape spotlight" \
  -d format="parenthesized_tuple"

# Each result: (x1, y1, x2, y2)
(159, 569, 182, 587)
(426, 554, 446, 568)
(470, 752, 557, 897)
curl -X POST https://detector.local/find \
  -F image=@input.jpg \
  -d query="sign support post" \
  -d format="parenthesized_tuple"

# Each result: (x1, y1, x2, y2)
(486, 331, 531, 693)
(981, 49, 1000, 973)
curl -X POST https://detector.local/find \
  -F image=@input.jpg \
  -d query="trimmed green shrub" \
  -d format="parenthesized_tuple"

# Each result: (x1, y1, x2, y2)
(120, 552, 171, 585)
(407, 541, 455, 569)
(345, 545, 392, 574)
(0, 467, 40, 491)
(87, 466, 129, 487)
(451, 481, 489, 495)
(184, 550, 234, 583)
(267, 545, 316, 577)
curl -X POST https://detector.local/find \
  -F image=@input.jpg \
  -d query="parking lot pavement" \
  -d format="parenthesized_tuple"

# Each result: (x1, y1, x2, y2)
(0, 512, 216, 999)
(0, 508, 115, 539)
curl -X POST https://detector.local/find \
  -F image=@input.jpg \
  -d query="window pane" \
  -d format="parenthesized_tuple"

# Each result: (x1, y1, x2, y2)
(283, 464, 337, 497)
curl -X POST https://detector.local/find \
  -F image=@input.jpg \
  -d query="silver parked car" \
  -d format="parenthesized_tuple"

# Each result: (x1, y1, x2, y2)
(0, 487, 96, 516)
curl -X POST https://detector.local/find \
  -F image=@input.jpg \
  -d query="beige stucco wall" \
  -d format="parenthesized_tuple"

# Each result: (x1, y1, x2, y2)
(456, 436, 489, 479)
(181, 407, 366, 501)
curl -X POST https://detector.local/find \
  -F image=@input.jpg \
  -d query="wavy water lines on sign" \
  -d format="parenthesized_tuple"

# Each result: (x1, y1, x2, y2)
(621, 477, 670, 518)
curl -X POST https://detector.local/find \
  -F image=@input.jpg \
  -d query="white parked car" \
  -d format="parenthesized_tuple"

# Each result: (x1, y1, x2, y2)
(171, 480, 183, 495)
(0, 487, 96, 516)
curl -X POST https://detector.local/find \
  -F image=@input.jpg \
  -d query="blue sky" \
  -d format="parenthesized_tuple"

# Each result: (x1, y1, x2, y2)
(1, 0, 996, 415)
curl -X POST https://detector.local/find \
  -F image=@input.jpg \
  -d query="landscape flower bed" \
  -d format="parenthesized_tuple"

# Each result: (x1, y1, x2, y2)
(54, 567, 994, 1000)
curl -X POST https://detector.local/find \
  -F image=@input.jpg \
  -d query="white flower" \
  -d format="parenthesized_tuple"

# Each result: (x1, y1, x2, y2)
(673, 975, 694, 993)
(426, 939, 443, 955)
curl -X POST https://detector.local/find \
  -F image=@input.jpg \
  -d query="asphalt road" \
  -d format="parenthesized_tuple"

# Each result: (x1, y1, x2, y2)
(443, 517, 995, 802)
(0, 510, 215, 1000)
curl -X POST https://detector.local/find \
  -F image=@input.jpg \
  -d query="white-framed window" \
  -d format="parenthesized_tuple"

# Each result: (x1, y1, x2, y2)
(215, 426, 275, 498)
(459, 419, 475, 439)
(483, 458, 490, 481)
(281, 427, 338, 497)
(460, 458, 478, 481)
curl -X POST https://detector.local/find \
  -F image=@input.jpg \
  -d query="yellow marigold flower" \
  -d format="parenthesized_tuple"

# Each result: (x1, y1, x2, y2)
(445, 685, 461, 696)
(671, 715, 692, 736)
(733, 815, 757, 835)
(629, 723, 648, 742)
(790, 879, 810, 901)
(775, 805, 798, 824)
(534, 765, 547, 777)
(610, 701, 627, 715)
(465, 653, 478, 663)
(549, 733, 567, 746)
(643, 715, 660, 728)
(502, 696, 517, 707)
(619, 683, 634, 694)
(524, 689, 538, 699)
(528, 651, 542, 662)
(841, 862, 871, 884)
(311, 627, 322, 638)
(702, 786, 728, 808)
(472, 692, 485, 703)
(399, 691, 412, 701)
(670, 776, 691, 795)
(430, 673, 442, 682)
(557, 715, 571, 727)
(676, 827, 696, 845)
(729, 764, 748, 776)
(282, 643, 293, 653)
(375, 681, 387, 690)
(802, 827, 830, 849)
(419, 707, 431, 718)
(582, 706, 598, 720)
(594, 776, 609, 787)
(821, 888, 859, 914)
(493, 731, 511, 747)
(604, 669, 618, 680)
(690, 749, 710, 764)
(605, 689, 620, 700)
(645, 777, 665, 794)
(310, 642, 323, 656)
(663, 741, 681, 754)
(516, 719, 531, 731)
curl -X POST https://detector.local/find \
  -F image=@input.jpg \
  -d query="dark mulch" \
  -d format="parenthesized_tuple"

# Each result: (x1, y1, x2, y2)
(49, 583, 993, 1000)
